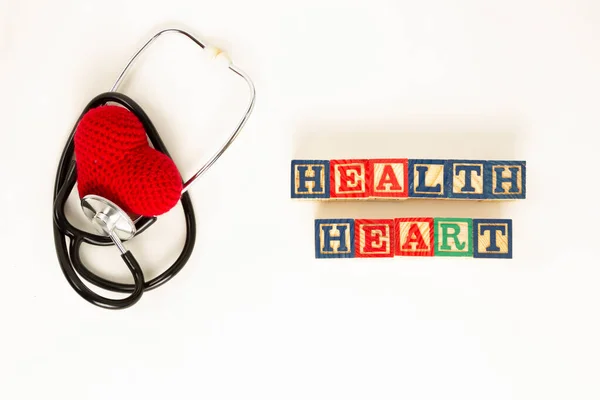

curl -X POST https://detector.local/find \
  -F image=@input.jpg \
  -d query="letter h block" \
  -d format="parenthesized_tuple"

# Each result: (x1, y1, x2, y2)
(291, 160, 330, 199)
(484, 161, 526, 199)
(315, 219, 355, 258)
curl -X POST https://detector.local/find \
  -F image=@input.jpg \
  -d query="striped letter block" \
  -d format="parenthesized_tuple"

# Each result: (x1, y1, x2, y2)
(315, 219, 355, 258)
(369, 159, 408, 199)
(355, 219, 395, 257)
(291, 160, 330, 198)
(473, 219, 512, 258)
(330, 159, 370, 198)
(314, 218, 513, 259)
(395, 218, 434, 256)
(292, 159, 525, 200)
(434, 217, 473, 256)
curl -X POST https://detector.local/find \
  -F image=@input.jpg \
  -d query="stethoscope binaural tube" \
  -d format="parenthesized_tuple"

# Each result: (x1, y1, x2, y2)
(53, 28, 255, 310)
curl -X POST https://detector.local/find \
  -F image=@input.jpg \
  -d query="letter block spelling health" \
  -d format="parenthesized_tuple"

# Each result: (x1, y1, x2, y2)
(292, 159, 525, 200)
(315, 218, 513, 259)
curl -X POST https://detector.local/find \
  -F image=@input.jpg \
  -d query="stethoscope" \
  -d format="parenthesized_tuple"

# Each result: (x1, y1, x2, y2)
(52, 28, 256, 310)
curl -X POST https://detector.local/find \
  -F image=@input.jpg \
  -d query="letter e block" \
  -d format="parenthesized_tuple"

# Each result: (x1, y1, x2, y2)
(408, 159, 448, 198)
(434, 217, 473, 256)
(484, 161, 526, 199)
(330, 159, 370, 198)
(369, 159, 408, 198)
(447, 160, 485, 199)
(473, 219, 512, 258)
(394, 218, 434, 256)
(354, 219, 395, 258)
(291, 160, 330, 198)
(315, 219, 355, 258)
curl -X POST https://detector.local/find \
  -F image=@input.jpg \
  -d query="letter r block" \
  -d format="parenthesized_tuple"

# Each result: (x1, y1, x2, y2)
(434, 217, 473, 256)
(473, 219, 512, 258)
(394, 218, 434, 257)
(369, 159, 408, 198)
(408, 159, 448, 198)
(315, 219, 355, 258)
(484, 161, 526, 199)
(330, 159, 370, 198)
(291, 160, 330, 198)
(354, 219, 395, 258)
(447, 160, 485, 199)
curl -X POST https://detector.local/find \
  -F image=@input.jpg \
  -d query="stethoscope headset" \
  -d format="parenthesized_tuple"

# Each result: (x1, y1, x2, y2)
(52, 29, 256, 310)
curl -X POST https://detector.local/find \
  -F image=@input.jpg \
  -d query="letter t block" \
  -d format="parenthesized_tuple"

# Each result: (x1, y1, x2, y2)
(473, 219, 513, 258)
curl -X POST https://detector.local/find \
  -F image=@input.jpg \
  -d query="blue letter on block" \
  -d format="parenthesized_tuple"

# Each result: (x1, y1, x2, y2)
(315, 219, 355, 258)
(447, 160, 485, 199)
(473, 219, 512, 258)
(484, 161, 526, 199)
(291, 160, 330, 199)
(408, 159, 448, 198)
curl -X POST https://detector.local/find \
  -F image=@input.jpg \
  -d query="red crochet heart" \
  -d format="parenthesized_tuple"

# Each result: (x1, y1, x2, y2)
(73, 105, 182, 217)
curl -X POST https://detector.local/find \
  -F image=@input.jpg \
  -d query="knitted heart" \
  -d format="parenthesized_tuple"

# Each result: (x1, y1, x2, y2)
(73, 105, 182, 216)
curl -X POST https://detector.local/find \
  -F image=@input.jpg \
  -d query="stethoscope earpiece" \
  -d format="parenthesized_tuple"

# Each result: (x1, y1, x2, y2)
(53, 28, 255, 310)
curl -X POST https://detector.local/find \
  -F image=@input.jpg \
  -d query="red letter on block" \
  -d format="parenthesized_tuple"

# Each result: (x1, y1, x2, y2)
(355, 219, 395, 257)
(370, 159, 408, 198)
(394, 218, 434, 256)
(330, 160, 370, 198)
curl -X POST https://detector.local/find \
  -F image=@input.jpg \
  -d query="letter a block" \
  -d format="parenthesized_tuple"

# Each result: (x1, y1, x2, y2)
(484, 161, 526, 199)
(369, 159, 408, 199)
(291, 160, 330, 199)
(330, 159, 370, 199)
(473, 219, 512, 258)
(354, 219, 395, 258)
(394, 218, 434, 256)
(434, 218, 473, 256)
(315, 219, 355, 258)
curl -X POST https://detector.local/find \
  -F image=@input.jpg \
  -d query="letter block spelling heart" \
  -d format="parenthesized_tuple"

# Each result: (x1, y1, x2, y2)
(315, 218, 513, 259)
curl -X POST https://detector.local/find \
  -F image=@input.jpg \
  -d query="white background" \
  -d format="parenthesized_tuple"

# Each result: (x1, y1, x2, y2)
(1, 0, 599, 399)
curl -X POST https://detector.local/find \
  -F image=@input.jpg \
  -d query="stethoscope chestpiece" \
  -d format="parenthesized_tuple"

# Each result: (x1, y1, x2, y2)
(81, 194, 136, 253)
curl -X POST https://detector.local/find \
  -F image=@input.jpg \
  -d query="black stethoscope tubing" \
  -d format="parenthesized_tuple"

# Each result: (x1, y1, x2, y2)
(53, 91, 196, 310)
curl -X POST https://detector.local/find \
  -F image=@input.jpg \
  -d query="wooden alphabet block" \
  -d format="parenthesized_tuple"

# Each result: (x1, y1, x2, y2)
(434, 217, 473, 256)
(330, 159, 371, 198)
(447, 160, 485, 199)
(369, 159, 408, 198)
(484, 161, 526, 199)
(315, 219, 355, 258)
(394, 218, 435, 257)
(291, 158, 526, 200)
(354, 219, 395, 257)
(291, 160, 330, 199)
(473, 219, 512, 258)
(314, 217, 513, 259)
(408, 159, 448, 198)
